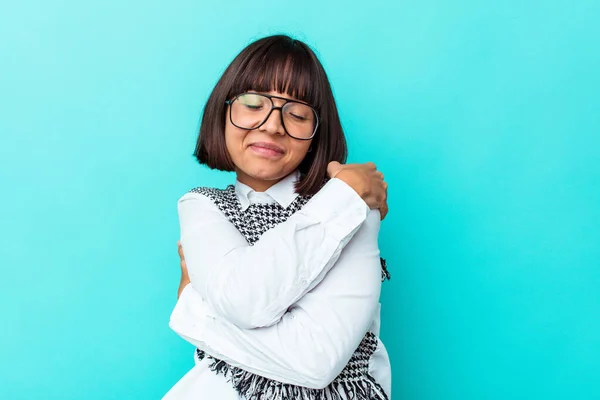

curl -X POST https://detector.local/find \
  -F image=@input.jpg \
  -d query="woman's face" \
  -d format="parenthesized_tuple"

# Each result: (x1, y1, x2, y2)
(225, 90, 313, 191)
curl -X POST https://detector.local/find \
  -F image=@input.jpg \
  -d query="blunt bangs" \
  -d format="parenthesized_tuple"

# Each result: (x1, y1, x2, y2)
(227, 37, 321, 108)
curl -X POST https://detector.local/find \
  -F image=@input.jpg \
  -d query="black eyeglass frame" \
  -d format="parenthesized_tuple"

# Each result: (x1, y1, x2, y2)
(225, 93, 320, 140)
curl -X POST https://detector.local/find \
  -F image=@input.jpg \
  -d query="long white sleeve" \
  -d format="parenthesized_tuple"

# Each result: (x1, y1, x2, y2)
(170, 210, 382, 389)
(178, 178, 369, 329)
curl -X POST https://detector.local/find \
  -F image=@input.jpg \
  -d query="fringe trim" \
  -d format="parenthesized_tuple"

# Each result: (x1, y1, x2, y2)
(207, 358, 389, 400)
(380, 257, 391, 281)
(196, 338, 389, 400)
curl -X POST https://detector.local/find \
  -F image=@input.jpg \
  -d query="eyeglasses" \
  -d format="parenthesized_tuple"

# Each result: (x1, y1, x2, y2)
(225, 93, 319, 140)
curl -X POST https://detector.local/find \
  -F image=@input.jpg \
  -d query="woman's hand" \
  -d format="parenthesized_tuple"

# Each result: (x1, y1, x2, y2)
(177, 241, 190, 299)
(327, 161, 388, 220)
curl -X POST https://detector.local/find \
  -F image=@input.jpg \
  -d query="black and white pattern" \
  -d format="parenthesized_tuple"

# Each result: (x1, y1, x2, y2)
(190, 185, 311, 246)
(189, 185, 390, 400)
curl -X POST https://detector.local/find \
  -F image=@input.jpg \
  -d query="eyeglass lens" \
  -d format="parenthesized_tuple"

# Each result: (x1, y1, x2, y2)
(230, 93, 317, 139)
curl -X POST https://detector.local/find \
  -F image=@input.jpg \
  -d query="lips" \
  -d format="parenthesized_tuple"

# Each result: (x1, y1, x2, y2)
(249, 142, 285, 154)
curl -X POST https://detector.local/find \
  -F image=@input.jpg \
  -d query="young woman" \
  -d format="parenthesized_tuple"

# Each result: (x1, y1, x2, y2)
(164, 35, 392, 399)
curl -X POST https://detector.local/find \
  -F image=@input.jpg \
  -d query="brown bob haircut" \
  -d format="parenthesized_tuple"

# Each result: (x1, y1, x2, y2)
(194, 35, 348, 196)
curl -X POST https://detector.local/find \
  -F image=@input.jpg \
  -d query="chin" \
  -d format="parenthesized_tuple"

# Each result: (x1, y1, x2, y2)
(249, 169, 286, 181)
(243, 162, 291, 182)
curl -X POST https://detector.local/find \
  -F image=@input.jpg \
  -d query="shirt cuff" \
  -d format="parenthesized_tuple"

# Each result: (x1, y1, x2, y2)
(300, 177, 370, 235)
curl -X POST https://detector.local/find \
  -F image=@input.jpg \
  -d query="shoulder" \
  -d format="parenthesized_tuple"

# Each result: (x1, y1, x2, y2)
(187, 185, 232, 198)
(178, 185, 237, 209)
(179, 185, 232, 201)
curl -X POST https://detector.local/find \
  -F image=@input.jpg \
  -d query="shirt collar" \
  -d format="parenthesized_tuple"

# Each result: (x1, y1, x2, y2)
(235, 170, 300, 211)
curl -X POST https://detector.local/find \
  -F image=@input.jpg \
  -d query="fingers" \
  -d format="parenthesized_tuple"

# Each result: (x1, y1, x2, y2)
(180, 256, 188, 274)
(378, 179, 388, 220)
(177, 241, 190, 299)
(330, 161, 389, 216)
(327, 161, 343, 178)
(380, 201, 389, 220)
(178, 241, 184, 260)
(178, 241, 187, 273)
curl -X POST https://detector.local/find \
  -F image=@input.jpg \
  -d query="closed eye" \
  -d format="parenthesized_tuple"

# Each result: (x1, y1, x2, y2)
(288, 113, 308, 121)
(243, 104, 264, 111)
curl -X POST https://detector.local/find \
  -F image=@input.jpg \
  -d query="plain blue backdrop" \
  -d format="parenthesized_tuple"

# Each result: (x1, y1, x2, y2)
(1, 0, 599, 399)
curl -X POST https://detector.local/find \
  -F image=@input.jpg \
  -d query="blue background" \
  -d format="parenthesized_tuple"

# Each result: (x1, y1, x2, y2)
(1, 0, 599, 399)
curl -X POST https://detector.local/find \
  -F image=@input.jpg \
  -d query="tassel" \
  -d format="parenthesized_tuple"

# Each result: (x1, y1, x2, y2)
(380, 257, 391, 281)
(197, 332, 389, 400)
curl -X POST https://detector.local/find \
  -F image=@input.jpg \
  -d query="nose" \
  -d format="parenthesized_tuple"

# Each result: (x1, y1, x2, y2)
(259, 106, 286, 136)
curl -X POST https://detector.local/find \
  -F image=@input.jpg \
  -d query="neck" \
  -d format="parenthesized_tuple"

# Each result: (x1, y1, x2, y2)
(236, 171, 283, 193)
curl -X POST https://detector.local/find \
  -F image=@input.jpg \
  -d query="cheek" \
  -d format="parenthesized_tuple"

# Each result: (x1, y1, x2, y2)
(288, 140, 311, 162)
(224, 123, 246, 157)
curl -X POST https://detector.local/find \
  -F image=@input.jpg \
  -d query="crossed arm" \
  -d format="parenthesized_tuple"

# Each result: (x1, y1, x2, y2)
(170, 165, 388, 387)
(171, 205, 382, 388)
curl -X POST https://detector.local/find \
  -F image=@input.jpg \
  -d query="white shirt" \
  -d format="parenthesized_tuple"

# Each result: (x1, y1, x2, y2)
(164, 172, 392, 399)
